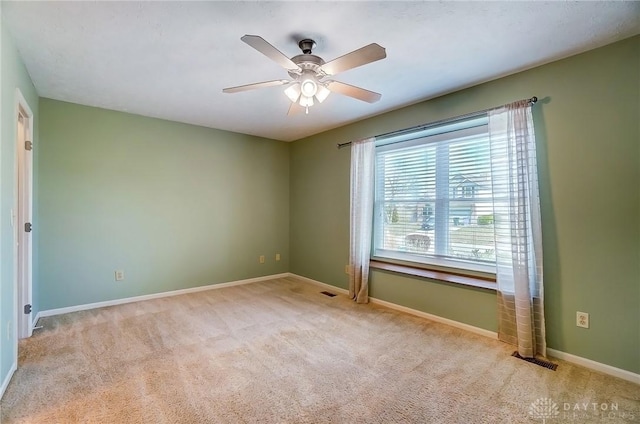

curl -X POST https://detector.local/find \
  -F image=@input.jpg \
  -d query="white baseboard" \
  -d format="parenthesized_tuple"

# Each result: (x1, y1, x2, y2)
(288, 273, 350, 295)
(0, 362, 17, 400)
(288, 273, 497, 339)
(38, 273, 290, 318)
(368, 296, 499, 339)
(289, 273, 640, 385)
(547, 348, 640, 385)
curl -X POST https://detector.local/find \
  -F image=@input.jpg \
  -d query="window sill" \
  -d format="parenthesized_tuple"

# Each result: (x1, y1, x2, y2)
(369, 260, 496, 291)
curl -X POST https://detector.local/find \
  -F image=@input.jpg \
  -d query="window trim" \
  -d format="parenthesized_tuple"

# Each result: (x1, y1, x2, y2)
(372, 249, 496, 275)
(372, 116, 497, 277)
(369, 260, 496, 291)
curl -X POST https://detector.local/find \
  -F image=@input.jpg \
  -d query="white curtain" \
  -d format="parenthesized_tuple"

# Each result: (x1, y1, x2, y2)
(349, 137, 376, 303)
(488, 101, 545, 358)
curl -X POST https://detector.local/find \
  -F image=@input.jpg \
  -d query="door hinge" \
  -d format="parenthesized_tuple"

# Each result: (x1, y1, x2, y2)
(24, 222, 32, 232)
(24, 304, 32, 314)
(25, 140, 33, 151)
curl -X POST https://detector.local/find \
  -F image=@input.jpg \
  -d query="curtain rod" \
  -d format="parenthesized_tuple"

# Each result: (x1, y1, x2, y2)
(336, 96, 537, 149)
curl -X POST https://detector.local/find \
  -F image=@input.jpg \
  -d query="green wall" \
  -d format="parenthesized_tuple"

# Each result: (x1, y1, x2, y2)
(290, 36, 640, 374)
(39, 99, 289, 310)
(0, 16, 40, 388)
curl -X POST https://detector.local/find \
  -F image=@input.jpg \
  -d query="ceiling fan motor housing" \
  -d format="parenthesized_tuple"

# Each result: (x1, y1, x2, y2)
(298, 39, 316, 54)
(289, 54, 325, 79)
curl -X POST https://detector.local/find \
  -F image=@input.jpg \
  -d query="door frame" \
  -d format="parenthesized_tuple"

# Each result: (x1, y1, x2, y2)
(15, 88, 34, 339)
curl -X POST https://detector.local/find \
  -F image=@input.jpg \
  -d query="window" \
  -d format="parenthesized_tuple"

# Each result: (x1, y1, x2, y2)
(373, 117, 496, 275)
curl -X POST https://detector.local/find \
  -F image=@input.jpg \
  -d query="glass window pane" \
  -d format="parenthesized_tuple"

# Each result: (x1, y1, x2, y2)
(373, 119, 496, 273)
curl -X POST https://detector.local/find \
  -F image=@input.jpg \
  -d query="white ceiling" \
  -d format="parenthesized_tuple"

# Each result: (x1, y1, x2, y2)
(3, 1, 639, 142)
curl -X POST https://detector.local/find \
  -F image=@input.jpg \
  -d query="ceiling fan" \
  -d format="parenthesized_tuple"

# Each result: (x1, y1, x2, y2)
(222, 35, 387, 115)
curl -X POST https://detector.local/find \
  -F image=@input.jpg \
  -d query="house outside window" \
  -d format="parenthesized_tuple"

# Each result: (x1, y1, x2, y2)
(372, 117, 496, 275)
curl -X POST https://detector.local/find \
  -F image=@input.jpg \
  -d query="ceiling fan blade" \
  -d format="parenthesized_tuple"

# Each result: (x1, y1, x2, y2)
(287, 102, 304, 116)
(326, 81, 382, 103)
(241, 35, 300, 71)
(223, 79, 290, 94)
(321, 43, 386, 75)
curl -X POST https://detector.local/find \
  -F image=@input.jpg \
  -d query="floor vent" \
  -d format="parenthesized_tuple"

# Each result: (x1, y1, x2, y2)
(512, 351, 558, 370)
(320, 291, 337, 297)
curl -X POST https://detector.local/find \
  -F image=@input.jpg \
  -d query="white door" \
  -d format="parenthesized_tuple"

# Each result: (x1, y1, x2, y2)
(16, 103, 33, 339)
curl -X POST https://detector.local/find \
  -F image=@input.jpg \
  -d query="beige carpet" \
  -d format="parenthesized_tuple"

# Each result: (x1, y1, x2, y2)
(1, 277, 638, 423)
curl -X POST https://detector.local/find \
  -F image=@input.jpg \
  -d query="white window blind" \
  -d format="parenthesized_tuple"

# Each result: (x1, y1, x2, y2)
(373, 117, 496, 274)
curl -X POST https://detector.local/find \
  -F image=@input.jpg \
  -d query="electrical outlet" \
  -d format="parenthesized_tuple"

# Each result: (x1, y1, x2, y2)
(6, 320, 11, 341)
(345, 264, 350, 275)
(259, 255, 265, 264)
(275, 253, 281, 261)
(115, 270, 125, 281)
(576, 311, 589, 328)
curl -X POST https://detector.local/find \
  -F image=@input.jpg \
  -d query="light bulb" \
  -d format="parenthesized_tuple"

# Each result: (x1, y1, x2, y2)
(300, 78, 317, 97)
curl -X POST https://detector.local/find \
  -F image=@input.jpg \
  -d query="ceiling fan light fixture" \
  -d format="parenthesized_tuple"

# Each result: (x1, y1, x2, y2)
(284, 84, 301, 103)
(315, 85, 331, 103)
